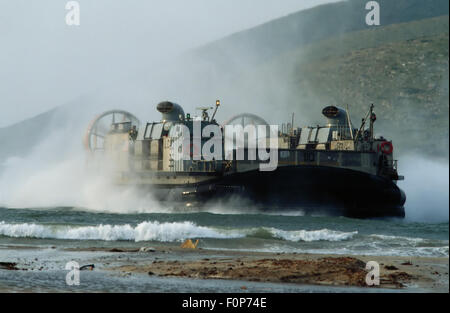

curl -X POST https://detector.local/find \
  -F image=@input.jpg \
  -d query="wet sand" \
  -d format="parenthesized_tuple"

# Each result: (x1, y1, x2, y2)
(94, 246, 448, 291)
(0, 244, 448, 292)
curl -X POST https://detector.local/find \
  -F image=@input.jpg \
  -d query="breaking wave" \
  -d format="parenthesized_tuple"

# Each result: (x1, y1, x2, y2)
(0, 221, 356, 243)
(0, 221, 235, 242)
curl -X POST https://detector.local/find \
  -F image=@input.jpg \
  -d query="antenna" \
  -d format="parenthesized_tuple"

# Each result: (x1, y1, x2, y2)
(354, 105, 372, 142)
(369, 103, 375, 141)
(210, 100, 221, 122)
(291, 113, 295, 136)
(196, 106, 214, 121)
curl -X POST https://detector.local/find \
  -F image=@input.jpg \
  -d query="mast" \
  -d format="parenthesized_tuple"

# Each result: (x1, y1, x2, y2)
(354, 105, 372, 142)
(291, 113, 295, 136)
(369, 104, 375, 141)
(346, 104, 354, 140)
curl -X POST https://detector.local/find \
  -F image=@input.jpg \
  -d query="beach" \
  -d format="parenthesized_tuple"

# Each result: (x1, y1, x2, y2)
(0, 207, 448, 292)
(0, 244, 448, 292)
(86, 246, 450, 291)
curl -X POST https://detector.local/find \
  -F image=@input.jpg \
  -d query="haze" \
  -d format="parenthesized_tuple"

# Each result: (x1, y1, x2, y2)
(0, 0, 340, 128)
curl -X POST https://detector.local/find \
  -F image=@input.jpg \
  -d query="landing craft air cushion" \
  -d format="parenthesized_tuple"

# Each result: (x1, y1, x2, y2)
(84, 101, 406, 218)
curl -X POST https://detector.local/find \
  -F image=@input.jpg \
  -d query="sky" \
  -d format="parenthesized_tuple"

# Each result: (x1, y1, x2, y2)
(0, 0, 339, 128)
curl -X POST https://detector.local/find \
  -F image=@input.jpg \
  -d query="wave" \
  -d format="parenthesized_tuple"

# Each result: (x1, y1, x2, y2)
(1, 221, 446, 257)
(247, 227, 357, 242)
(0, 221, 356, 243)
(369, 234, 449, 247)
(0, 221, 237, 242)
(241, 245, 449, 257)
(369, 234, 427, 244)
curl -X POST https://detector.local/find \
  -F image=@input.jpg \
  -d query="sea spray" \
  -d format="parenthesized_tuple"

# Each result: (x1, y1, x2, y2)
(398, 155, 449, 223)
(0, 125, 165, 213)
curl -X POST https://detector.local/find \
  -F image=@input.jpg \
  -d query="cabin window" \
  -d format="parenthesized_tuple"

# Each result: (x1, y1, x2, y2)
(151, 123, 164, 139)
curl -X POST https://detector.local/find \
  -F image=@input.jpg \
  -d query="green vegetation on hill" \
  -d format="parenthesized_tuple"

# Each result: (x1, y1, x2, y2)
(189, 0, 449, 159)
(196, 0, 449, 68)
(271, 16, 449, 157)
(195, 15, 449, 158)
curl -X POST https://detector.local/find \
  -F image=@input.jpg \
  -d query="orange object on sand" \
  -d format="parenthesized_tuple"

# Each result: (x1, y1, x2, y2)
(180, 239, 199, 249)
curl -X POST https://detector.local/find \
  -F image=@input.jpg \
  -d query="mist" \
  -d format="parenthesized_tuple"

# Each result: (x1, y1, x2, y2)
(398, 156, 449, 223)
(0, 123, 162, 213)
(0, 0, 338, 128)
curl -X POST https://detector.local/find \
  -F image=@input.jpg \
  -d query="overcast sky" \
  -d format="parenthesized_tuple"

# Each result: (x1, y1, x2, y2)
(0, 0, 339, 127)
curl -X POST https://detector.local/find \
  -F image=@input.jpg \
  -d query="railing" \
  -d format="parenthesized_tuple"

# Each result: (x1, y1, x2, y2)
(332, 125, 353, 141)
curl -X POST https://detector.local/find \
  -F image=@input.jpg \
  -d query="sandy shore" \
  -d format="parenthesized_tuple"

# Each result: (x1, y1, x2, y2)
(0, 244, 448, 292)
(85, 246, 449, 292)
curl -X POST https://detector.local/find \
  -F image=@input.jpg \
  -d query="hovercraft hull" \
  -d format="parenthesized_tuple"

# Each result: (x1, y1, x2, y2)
(146, 165, 406, 218)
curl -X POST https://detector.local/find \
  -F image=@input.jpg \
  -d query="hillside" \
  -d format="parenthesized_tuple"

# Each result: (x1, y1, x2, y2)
(0, 109, 57, 161)
(233, 16, 449, 157)
(194, 0, 449, 68)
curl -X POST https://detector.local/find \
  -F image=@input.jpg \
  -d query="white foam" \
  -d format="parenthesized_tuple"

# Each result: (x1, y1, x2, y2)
(0, 221, 241, 242)
(245, 246, 449, 257)
(0, 220, 358, 243)
(1, 220, 447, 257)
(369, 234, 426, 244)
(0, 134, 168, 214)
(269, 228, 357, 242)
